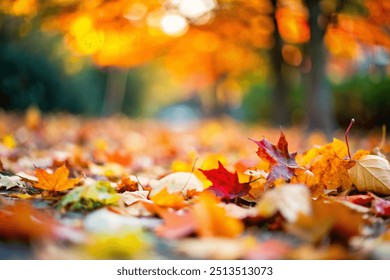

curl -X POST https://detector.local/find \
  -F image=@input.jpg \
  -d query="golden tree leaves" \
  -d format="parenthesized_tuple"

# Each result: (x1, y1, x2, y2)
(34, 165, 80, 192)
(348, 155, 390, 196)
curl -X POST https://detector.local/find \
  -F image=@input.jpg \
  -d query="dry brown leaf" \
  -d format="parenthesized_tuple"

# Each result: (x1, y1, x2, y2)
(348, 155, 390, 196)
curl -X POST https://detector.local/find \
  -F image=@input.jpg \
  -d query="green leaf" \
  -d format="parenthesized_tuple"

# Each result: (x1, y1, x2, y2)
(58, 181, 120, 211)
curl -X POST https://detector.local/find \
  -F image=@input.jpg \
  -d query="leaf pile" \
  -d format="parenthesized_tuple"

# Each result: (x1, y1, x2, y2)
(0, 112, 390, 260)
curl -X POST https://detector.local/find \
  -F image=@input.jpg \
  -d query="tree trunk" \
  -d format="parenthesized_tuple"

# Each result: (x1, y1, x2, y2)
(271, 0, 289, 126)
(102, 68, 128, 116)
(304, 1, 336, 137)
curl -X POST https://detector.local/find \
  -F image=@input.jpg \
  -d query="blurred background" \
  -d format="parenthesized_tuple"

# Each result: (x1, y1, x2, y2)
(0, 0, 389, 133)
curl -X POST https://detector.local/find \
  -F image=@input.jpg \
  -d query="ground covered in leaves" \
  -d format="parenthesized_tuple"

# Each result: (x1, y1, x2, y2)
(0, 109, 390, 260)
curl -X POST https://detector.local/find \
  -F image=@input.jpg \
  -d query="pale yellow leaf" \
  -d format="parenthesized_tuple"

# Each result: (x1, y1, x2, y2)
(257, 184, 312, 222)
(348, 155, 390, 195)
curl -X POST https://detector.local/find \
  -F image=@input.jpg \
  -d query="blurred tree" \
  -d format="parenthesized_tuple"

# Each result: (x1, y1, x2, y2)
(0, 0, 389, 128)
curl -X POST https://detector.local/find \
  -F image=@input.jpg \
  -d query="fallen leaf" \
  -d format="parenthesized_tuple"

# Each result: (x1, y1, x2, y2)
(150, 187, 187, 209)
(199, 161, 250, 199)
(348, 155, 390, 196)
(219, 203, 258, 219)
(0, 201, 57, 240)
(250, 131, 298, 185)
(84, 208, 161, 233)
(193, 192, 244, 238)
(287, 199, 365, 244)
(59, 181, 120, 211)
(155, 209, 196, 239)
(245, 239, 292, 260)
(86, 229, 150, 259)
(344, 194, 374, 207)
(368, 193, 390, 217)
(150, 172, 204, 197)
(116, 176, 139, 193)
(119, 190, 149, 206)
(176, 237, 254, 259)
(34, 165, 80, 192)
(292, 139, 355, 194)
(2, 134, 17, 149)
(257, 184, 312, 223)
(0, 174, 27, 190)
(105, 149, 132, 166)
(288, 244, 357, 260)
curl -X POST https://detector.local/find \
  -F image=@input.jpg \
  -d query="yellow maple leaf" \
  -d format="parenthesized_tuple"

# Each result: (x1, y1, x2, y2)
(34, 165, 80, 192)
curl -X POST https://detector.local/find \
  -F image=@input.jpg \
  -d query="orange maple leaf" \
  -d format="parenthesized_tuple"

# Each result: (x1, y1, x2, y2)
(34, 165, 80, 192)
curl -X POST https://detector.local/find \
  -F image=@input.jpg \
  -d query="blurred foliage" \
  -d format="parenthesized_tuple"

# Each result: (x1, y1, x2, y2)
(0, 0, 389, 129)
(0, 16, 106, 114)
(334, 75, 390, 128)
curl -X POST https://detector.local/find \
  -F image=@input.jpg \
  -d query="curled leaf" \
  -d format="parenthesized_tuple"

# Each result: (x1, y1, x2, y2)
(348, 155, 390, 196)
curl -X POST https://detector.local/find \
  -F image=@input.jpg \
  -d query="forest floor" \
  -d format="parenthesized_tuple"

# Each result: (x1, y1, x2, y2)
(0, 110, 389, 260)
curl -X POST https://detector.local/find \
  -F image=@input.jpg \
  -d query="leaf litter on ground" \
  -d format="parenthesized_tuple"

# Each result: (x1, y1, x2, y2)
(0, 111, 389, 259)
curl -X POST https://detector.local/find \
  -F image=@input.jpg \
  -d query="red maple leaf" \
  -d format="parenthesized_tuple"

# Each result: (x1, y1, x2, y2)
(199, 161, 250, 199)
(250, 131, 298, 185)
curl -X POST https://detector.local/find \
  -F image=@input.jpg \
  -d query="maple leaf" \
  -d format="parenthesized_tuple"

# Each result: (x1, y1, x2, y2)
(199, 161, 250, 199)
(34, 165, 80, 192)
(250, 131, 298, 185)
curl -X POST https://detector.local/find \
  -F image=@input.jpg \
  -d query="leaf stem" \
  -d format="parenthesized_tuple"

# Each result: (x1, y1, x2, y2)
(345, 118, 355, 159)
(181, 157, 199, 192)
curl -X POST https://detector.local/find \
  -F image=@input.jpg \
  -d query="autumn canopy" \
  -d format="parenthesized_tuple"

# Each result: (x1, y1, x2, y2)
(0, 0, 390, 261)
